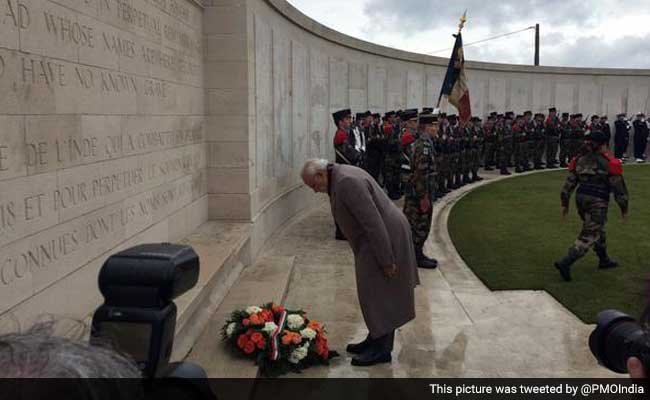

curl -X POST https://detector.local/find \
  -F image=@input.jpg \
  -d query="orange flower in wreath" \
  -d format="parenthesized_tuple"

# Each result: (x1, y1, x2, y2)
(256, 338, 267, 350)
(307, 320, 323, 334)
(281, 331, 302, 346)
(249, 313, 264, 326)
(237, 334, 249, 350)
(315, 336, 329, 359)
(260, 309, 274, 322)
(250, 332, 264, 345)
(243, 341, 256, 355)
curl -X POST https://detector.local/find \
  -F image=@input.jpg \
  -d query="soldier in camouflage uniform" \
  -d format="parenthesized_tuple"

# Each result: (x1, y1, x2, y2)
(513, 115, 527, 173)
(569, 114, 586, 161)
(383, 111, 402, 200)
(545, 108, 561, 168)
(496, 114, 513, 175)
(437, 114, 451, 195)
(554, 130, 629, 282)
(558, 112, 571, 167)
(460, 119, 471, 185)
(483, 114, 497, 171)
(523, 111, 535, 171)
(403, 113, 439, 269)
(532, 113, 546, 169)
(447, 115, 460, 189)
(470, 117, 484, 181)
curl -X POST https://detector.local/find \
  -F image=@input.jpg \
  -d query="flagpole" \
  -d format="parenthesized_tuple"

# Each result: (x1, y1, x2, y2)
(436, 10, 467, 109)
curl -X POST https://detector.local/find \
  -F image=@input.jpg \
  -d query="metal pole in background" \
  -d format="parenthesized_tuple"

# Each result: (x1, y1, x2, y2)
(534, 23, 540, 66)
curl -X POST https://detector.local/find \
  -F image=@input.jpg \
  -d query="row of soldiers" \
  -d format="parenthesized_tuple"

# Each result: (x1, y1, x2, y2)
(334, 107, 643, 199)
(331, 107, 638, 269)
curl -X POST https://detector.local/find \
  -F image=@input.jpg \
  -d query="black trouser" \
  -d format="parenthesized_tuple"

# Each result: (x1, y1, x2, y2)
(369, 331, 395, 353)
(614, 134, 628, 159)
(634, 131, 648, 159)
(364, 149, 384, 182)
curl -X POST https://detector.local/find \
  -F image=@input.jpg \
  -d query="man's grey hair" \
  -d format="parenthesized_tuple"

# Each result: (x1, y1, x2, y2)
(301, 158, 329, 179)
(0, 321, 141, 378)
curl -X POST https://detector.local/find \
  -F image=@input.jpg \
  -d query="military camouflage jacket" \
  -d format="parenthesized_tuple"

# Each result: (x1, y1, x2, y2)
(561, 151, 628, 213)
(410, 133, 436, 200)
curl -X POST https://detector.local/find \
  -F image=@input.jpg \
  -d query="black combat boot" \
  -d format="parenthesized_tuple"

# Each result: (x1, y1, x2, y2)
(415, 247, 438, 269)
(594, 245, 619, 269)
(554, 251, 581, 282)
(463, 173, 471, 184)
(484, 166, 495, 171)
(500, 169, 511, 175)
(346, 334, 373, 354)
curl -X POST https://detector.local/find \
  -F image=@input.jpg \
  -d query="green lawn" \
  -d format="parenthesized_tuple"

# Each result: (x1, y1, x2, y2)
(448, 165, 650, 323)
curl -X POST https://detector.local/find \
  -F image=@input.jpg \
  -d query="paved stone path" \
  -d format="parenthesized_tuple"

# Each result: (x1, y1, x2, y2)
(264, 169, 617, 378)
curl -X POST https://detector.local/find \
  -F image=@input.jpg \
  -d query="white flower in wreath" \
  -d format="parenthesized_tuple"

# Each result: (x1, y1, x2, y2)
(226, 322, 237, 338)
(300, 327, 317, 340)
(288, 343, 310, 364)
(245, 306, 263, 315)
(262, 322, 278, 335)
(286, 314, 305, 330)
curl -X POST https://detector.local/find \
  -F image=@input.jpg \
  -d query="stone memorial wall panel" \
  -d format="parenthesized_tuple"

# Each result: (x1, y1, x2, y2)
(533, 79, 552, 112)
(0, 0, 22, 50)
(254, 14, 273, 184)
(628, 84, 649, 115)
(510, 77, 530, 112)
(368, 66, 386, 110)
(272, 33, 291, 178)
(487, 77, 506, 113)
(291, 41, 308, 170)
(555, 83, 576, 113)
(579, 82, 601, 115)
(406, 69, 424, 109)
(602, 84, 624, 116)
(329, 57, 348, 109)
(0, 116, 27, 182)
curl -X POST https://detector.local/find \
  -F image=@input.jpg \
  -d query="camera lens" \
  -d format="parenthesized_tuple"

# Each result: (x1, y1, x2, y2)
(589, 310, 649, 373)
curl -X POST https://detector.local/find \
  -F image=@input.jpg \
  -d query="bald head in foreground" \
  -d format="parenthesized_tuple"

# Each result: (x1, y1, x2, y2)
(301, 159, 419, 367)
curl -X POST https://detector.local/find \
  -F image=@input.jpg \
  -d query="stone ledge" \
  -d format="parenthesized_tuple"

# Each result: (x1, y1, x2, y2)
(172, 221, 253, 361)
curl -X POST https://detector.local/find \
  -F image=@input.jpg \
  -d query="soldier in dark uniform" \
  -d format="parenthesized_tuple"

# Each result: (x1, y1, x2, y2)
(470, 117, 484, 181)
(523, 111, 534, 171)
(384, 111, 402, 199)
(632, 113, 648, 163)
(545, 107, 560, 168)
(569, 114, 586, 162)
(559, 112, 571, 167)
(437, 114, 451, 194)
(614, 113, 631, 161)
(513, 115, 527, 173)
(447, 115, 461, 189)
(365, 113, 386, 182)
(554, 130, 629, 282)
(600, 116, 611, 147)
(403, 113, 439, 269)
(332, 108, 359, 240)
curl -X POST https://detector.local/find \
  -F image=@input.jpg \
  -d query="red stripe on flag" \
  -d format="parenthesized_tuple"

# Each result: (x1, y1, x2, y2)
(458, 92, 472, 123)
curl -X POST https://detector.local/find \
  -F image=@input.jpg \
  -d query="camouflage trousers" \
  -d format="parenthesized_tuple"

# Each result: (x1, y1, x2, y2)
(533, 138, 546, 167)
(403, 196, 433, 249)
(567, 196, 608, 259)
(546, 136, 559, 166)
(383, 155, 401, 198)
(558, 139, 570, 165)
(484, 142, 496, 167)
(497, 144, 512, 170)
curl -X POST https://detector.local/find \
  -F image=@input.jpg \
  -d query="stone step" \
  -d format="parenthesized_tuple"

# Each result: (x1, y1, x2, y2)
(171, 221, 252, 361)
(185, 255, 297, 378)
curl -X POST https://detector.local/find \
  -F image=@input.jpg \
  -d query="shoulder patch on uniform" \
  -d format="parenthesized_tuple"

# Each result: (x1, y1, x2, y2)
(423, 147, 430, 155)
(568, 157, 577, 172)
(607, 157, 623, 176)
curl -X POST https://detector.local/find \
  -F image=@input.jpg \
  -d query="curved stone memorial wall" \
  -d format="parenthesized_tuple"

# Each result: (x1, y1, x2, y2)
(0, 0, 206, 327)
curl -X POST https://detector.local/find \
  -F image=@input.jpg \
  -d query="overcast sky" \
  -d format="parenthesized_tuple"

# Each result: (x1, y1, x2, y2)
(287, 0, 650, 69)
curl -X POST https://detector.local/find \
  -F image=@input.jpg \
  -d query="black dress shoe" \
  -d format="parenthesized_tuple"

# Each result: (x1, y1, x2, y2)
(346, 336, 373, 354)
(351, 350, 392, 367)
(335, 234, 347, 241)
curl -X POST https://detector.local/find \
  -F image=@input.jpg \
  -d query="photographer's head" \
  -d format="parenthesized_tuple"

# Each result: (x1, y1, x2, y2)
(0, 322, 140, 378)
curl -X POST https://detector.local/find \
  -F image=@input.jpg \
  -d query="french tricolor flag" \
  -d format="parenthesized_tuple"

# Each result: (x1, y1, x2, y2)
(439, 32, 471, 123)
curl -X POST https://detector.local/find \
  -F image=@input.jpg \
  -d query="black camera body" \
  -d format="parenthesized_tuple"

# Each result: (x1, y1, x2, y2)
(590, 309, 650, 374)
(91, 243, 199, 378)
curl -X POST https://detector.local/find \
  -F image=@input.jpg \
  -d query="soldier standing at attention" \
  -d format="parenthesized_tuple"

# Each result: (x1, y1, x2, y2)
(483, 113, 497, 171)
(470, 117, 484, 182)
(403, 113, 439, 269)
(545, 108, 560, 168)
(365, 113, 386, 182)
(632, 113, 648, 163)
(497, 114, 513, 175)
(614, 113, 631, 161)
(384, 111, 402, 199)
(332, 108, 358, 240)
(600, 116, 612, 147)
(554, 131, 629, 282)
(532, 113, 547, 169)
(523, 111, 535, 171)
(513, 115, 526, 173)
(559, 112, 571, 167)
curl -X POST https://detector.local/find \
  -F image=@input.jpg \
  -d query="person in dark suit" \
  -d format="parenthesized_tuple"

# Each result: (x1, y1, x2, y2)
(632, 113, 648, 163)
(614, 113, 631, 161)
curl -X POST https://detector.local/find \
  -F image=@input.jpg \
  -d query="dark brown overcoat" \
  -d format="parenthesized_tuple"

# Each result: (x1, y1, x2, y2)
(329, 164, 419, 339)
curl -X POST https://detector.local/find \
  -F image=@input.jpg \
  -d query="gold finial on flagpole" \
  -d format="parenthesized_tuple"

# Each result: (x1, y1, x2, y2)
(458, 10, 467, 33)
